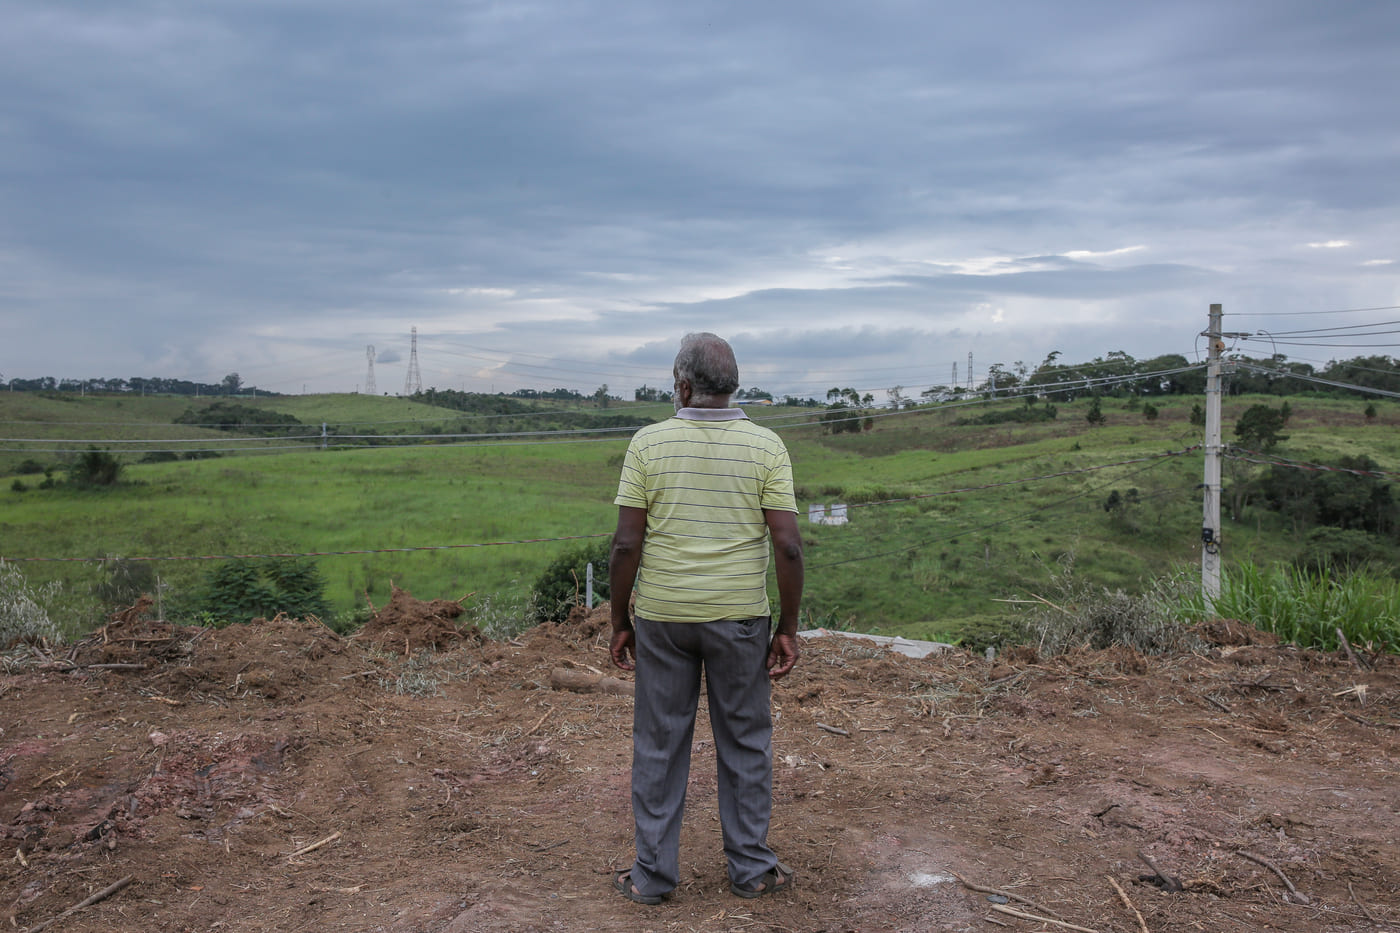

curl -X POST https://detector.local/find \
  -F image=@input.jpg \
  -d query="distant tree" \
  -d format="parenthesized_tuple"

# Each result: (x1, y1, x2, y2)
(1102, 488, 1141, 532)
(222, 372, 242, 395)
(1189, 403, 1206, 427)
(1258, 455, 1396, 536)
(71, 447, 123, 486)
(1234, 404, 1289, 451)
(1142, 402, 1159, 422)
(822, 387, 873, 434)
(593, 384, 610, 409)
(1365, 402, 1378, 422)
(1085, 396, 1105, 427)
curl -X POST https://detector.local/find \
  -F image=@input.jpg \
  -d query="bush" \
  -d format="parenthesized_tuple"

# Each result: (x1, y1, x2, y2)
(0, 560, 63, 647)
(1015, 567, 1200, 656)
(1293, 528, 1395, 577)
(140, 451, 180, 464)
(11, 479, 27, 493)
(16, 459, 45, 475)
(531, 539, 611, 623)
(93, 557, 158, 610)
(71, 447, 123, 486)
(183, 557, 331, 626)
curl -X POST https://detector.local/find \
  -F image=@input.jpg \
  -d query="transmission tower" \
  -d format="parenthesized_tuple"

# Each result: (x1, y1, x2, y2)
(403, 326, 422, 395)
(365, 345, 377, 395)
(951, 362, 957, 390)
(967, 352, 974, 391)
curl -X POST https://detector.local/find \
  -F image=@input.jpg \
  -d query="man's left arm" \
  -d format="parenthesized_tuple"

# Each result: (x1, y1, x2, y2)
(763, 508, 804, 679)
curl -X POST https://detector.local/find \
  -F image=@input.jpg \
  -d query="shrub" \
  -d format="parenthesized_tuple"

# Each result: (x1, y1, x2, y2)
(184, 557, 331, 626)
(71, 447, 123, 486)
(93, 557, 157, 610)
(0, 560, 63, 647)
(1015, 566, 1200, 656)
(16, 459, 45, 475)
(531, 539, 611, 623)
(11, 479, 27, 493)
(1293, 528, 1395, 577)
(140, 451, 180, 464)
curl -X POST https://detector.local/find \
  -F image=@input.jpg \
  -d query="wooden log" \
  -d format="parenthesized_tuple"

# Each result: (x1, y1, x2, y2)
(549, 668, 635, 697)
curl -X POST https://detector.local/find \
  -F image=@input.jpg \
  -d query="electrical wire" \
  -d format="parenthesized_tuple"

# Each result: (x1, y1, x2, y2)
(1226, 305, 1400, 317)
(1233, 363, 1400, 399)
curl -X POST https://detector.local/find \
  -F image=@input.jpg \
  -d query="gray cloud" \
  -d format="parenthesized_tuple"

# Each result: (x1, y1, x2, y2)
(2, 0, 1397, 393)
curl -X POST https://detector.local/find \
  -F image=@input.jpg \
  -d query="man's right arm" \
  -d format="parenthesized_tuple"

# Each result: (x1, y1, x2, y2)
(608, 505, 647, 671)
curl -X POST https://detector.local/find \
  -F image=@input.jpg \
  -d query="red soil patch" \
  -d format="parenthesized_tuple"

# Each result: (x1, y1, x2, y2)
(2, 598, 1397, 931)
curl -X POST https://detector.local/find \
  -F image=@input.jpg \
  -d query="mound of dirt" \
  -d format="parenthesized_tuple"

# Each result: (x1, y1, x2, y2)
(1197, 616, 1282, 647)
(556, 602, 612, 640)
(356, 584, 481, 654)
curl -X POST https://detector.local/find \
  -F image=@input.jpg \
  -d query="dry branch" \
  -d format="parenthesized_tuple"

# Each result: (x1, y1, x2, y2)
(1348, 882, 1381, 924)
(288, 831, 342, 860)
(26, 874, 134, 933)
(1336, 627, 1369, 671)
(1136, 850, 1182, 892)
(951, 871, 1062, 919)
(1108, 876, 1149, 933)
(549, 668, 635, 697)
(816, 723, 850, 736)
(989, 903, 1098, 932)
(1235, 850, 1309, 905)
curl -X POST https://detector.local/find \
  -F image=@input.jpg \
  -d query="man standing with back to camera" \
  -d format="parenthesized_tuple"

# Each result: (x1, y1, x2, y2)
(609, 332, 804, 904)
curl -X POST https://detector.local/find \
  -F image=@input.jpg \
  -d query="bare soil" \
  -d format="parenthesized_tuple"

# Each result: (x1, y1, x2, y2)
(2, 597, 1397, 932)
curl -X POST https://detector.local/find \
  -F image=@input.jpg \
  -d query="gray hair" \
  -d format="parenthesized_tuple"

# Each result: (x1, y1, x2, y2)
(674, 332, 740, 402)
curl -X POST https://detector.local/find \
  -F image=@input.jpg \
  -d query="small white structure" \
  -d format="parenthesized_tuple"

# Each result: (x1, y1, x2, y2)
(799, 628, 952, 659)
(808, 503, 849, 526)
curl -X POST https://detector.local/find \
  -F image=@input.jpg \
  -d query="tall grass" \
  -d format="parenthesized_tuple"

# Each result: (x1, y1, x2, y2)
(1179, 562, 1400, 652)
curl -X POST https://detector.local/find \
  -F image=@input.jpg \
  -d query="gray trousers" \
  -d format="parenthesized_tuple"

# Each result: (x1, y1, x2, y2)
(628, 615, 778, 897)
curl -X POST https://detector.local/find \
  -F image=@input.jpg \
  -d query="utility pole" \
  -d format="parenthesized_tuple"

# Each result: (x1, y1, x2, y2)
(1201, 304, 1224, 608)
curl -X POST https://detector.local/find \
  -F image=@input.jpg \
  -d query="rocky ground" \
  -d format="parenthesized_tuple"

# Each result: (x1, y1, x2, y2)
(2, 594, 1397, 932)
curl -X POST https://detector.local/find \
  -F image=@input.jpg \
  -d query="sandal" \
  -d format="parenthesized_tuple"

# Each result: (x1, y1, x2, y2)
(613, 869, 664, 905)
(730, 861, 795, 899)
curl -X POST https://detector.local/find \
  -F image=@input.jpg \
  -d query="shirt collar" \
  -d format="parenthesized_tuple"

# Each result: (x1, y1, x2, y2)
(675, 407, 749, 422)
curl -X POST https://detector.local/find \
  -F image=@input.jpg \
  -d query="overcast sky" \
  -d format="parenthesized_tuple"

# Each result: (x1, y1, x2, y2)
(2, 1, 1397, 398)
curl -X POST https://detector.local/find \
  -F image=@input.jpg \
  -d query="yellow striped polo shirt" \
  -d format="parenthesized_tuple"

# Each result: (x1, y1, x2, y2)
(614, 408, 796, 623)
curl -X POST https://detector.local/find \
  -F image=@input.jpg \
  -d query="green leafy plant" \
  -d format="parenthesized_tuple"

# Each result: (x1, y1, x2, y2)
(184, 557, 331, 626)
(1178, 561, 1399, 653)
(531, 540, 611, 623)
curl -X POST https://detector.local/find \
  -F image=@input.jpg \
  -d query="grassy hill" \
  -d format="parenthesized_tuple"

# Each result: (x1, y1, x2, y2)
(2, 389, 1394, 641)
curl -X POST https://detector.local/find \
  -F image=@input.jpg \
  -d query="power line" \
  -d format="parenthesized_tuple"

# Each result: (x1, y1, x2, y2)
(1234, 363, 1400, 399)
(1250, 320, 1400, 337)
(1224, 447, 1399, 479)
(1227, 305, 1400, 317)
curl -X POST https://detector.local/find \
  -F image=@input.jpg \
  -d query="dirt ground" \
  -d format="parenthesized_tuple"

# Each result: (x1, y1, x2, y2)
(2, 596, 1397, 933)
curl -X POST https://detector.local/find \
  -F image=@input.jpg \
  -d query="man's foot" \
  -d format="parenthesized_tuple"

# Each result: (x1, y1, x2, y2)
(730, 862, 795, 899)
(613, 869, 665, 905)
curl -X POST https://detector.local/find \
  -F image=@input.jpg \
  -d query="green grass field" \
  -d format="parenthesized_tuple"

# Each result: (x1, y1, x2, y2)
(2, 389, 1394, 642)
